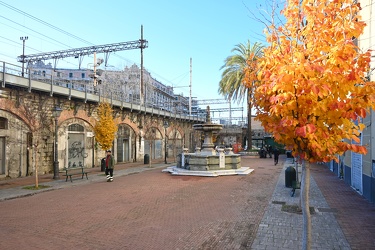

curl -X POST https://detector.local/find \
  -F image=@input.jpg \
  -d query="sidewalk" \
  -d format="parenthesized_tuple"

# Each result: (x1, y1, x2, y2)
(311, 163, 375, 249)
(0, 158, 173, 201)
(251, 158, 350, 249)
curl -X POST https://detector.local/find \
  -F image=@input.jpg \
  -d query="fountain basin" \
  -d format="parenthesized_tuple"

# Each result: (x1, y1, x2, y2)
(162, 166, 254, 177)
(162, 150, 254, 177)
(179, 153, 241, 170)
(162, 106, 254, 177)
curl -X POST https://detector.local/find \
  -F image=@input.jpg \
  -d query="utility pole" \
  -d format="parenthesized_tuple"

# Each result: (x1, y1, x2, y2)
(93, 52, 97, 86)
(140, 25, 144, 106)
(229, 97, 232, 125)
(20, 36, 28, 77)
(189, 58, 192, 115)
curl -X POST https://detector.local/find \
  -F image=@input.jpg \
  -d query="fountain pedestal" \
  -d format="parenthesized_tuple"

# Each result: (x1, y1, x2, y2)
(163, 106, 254, 177)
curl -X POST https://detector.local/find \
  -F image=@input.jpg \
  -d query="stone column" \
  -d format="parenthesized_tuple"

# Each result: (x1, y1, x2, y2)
(217, 148, 225, 169)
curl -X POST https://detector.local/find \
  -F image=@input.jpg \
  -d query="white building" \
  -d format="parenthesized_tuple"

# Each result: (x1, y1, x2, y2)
(28, 62, 190, 114)
(333, 0, 375, 203)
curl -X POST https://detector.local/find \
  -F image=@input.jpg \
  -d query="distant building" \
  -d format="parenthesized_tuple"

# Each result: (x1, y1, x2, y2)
(28, 62, 189, 114)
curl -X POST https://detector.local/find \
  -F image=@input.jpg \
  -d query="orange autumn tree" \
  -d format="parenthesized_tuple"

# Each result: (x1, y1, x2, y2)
(252, 0, 375, 249)
(94, 101, 118, 151)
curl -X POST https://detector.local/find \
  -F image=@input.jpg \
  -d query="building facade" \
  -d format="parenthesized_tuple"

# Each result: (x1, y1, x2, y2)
(329, 0, 375, 203)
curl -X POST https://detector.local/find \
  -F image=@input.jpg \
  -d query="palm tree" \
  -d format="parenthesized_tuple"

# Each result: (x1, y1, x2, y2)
(218, 40, 263, 151)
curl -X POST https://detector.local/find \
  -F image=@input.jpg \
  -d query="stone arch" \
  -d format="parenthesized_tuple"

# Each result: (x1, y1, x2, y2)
(115, 116, 140, 136)
(166, 125, 184, 159)
(116, 123, 136, 162)
(0, 100, 34, 132)
(60, 109, 95, 128)
(144, 126, 163, 160)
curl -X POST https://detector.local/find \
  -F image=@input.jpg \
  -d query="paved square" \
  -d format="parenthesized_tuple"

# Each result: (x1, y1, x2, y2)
(0, 156, 282, 250)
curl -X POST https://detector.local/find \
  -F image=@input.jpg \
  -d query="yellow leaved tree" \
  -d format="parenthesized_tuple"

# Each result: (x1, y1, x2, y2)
(94, 101, 118, 151)
(252, 0, 375, 249)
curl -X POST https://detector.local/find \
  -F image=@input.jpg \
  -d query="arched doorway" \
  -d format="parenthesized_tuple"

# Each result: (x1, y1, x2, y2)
(67, 123, 88, 168)
(0, 112, 31, 178)
(0, 117, 8, 175)
(144, 127, 162, 160)
(116, 124, 135, 162)
(167, 128, 183, 159)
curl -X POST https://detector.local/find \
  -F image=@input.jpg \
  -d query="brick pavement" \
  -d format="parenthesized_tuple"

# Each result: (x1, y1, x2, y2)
(1, 156, 375, 249)
(0, 159, 163, 190)
(311, 165, 375, 250)
(0, 156, 283, 250)
(252, 158, 350, 249)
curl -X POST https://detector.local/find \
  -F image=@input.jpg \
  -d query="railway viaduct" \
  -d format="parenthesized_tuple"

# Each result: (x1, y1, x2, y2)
(0, 61, 204, 179)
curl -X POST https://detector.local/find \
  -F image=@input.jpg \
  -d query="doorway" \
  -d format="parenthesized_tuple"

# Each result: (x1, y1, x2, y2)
(0, 137, 5, 175)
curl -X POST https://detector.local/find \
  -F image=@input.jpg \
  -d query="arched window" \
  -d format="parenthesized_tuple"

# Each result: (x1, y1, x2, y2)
(68, 124, 84, 132)
(0, 117, 8, 129)
(117, 125, 130, 137)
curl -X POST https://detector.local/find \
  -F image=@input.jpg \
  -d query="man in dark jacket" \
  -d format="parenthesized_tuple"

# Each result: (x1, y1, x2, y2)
(274, 147, 280, 165)
(105, 150, 115, 182)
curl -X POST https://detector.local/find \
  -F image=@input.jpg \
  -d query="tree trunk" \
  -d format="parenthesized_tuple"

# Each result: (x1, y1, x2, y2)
(34, 145, 39, 188)
(301, 160, 311, 250)
(246, 90, 252, 150)
(149, 143, 152, 168)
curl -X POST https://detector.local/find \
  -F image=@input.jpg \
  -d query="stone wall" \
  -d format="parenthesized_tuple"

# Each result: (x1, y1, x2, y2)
(0, 87, 199, 179)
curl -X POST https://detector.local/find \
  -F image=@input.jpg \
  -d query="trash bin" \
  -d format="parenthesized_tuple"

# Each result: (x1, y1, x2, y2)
(286, 150, 292, 158)
(285, 166, 296, 188)
(144, 154, 150, 164)
(101, 158, 106, 172)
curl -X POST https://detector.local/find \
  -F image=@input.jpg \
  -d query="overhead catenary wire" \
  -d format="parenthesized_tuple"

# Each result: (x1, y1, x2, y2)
(0, 1, 245, 107)
(0, 1, 186, 88)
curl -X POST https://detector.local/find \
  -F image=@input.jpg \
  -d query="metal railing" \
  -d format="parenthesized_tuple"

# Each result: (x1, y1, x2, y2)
(0, 60, 205, 122)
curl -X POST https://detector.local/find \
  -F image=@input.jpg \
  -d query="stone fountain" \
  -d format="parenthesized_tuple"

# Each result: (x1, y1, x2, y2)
(163, 106, 254, 177)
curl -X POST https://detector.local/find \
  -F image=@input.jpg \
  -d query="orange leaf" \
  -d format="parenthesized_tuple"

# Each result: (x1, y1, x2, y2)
(306, 124, 316, 133)
(296, 126, 307, 137)
(355, 107, 367, 118)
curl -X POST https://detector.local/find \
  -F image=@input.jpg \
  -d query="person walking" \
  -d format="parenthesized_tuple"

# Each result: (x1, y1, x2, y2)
(273, 147, 280, 165)
(267, 145, 273, 158)
(105, 150, 115, 182)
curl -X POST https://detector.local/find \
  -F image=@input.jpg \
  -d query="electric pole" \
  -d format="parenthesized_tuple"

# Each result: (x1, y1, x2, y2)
(140, 25, 145, 106)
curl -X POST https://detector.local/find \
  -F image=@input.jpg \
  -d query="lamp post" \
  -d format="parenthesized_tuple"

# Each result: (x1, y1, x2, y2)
(163, 121, 169, 164)
(20, 36, 28, 77)
(52, 106, 62, 179)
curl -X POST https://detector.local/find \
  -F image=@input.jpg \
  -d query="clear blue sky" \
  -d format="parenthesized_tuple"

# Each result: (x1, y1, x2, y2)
(0, 0, 270, 120)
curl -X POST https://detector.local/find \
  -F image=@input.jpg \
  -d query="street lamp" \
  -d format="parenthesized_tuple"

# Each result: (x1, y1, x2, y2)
(52, 106, 62, 179)
(163, 120, 169, 164)
(20, 36, 28, 77)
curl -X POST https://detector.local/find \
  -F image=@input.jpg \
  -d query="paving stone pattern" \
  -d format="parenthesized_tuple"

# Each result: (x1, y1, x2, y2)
(0, 157, 282, 250)
(251, 158, 350, 250)
(311, 166, 375, 250)
(1, 156, 375, 249)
